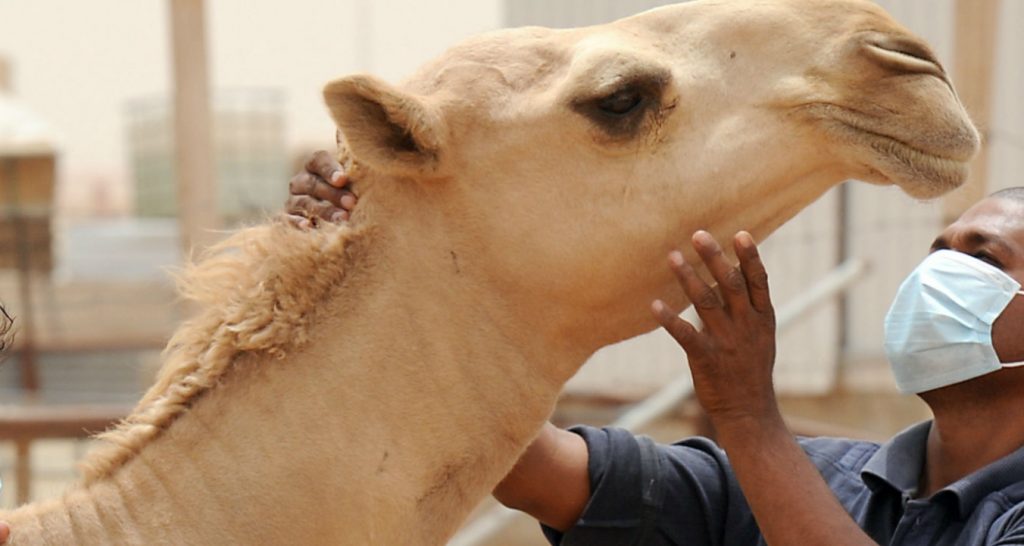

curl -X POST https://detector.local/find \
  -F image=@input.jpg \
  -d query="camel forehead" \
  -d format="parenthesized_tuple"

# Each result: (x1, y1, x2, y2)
(613, 0, 905, 50)
(404, 0, 906, 98)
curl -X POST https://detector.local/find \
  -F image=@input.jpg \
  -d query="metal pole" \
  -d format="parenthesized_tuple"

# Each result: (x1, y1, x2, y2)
(449, 259, 870, 546)
(168, 0, 219, 254)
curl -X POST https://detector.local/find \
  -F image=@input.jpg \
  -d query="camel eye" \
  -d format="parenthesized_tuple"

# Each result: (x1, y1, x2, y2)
(570, 69, 671, 140)
(598, 88, 643, 116)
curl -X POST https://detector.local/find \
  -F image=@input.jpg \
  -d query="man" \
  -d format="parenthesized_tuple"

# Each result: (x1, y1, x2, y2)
(4, 154, 1024, 544)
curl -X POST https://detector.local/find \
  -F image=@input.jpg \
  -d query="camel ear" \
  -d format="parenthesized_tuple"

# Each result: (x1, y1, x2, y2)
(323, 75, 445, 177)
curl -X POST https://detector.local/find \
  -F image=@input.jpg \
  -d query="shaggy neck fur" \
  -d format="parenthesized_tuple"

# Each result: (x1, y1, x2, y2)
(0, 171, 578, 545)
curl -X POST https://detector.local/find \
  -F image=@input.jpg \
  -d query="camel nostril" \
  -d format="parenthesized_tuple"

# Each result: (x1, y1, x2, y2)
(862, 35, 947, 81)
(872, 35, 939, 64)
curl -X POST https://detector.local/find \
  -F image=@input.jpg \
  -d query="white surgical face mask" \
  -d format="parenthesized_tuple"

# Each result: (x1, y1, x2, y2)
(884, 249, 1024, 394)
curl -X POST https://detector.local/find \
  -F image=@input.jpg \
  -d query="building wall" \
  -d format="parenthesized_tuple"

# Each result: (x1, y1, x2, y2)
(505, 0, 677, 28)
(989, 0, 1024, 194)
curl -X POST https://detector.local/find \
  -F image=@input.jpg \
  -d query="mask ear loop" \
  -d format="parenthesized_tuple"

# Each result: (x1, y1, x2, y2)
(996, 291, 1024, 368)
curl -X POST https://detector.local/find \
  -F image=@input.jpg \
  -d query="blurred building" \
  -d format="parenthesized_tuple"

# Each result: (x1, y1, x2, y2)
(126, 88, 288, 223)
(505, 0, 676, 27)
(0, 59, 57, 272)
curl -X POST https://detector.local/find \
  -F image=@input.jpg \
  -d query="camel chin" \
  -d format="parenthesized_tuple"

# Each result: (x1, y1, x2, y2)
(836, 120, 975, 199)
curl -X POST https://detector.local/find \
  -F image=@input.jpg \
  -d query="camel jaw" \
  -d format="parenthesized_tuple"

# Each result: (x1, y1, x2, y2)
(799, 101, 978, 199)
(836, 119, 974, 199)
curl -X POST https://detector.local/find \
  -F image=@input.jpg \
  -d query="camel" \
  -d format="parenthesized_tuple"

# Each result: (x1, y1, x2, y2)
(1, 0, 978, 544)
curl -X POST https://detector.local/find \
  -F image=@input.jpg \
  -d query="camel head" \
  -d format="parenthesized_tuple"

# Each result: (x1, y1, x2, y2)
(322, 0, 979, 356)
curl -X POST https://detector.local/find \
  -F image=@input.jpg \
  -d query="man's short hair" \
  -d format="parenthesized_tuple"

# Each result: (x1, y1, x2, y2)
(989, 187, 1024, 203)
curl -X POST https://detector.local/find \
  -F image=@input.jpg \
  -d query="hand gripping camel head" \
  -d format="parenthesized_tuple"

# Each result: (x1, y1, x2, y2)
(323, 0, 978, 354)
(0, 1, 978, 545)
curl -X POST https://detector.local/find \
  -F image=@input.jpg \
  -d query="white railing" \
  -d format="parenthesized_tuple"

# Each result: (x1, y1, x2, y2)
(449, 258, 869, 546)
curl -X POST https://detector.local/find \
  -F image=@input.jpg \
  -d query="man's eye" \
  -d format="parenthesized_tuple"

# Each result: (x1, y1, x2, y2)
(597, 89, 644, 115)
(975, 252, 1003, 268)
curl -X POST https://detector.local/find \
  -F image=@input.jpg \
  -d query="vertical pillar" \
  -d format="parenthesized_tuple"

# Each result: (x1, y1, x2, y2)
(943, 0, 1001, 223)
(0, 57, 12, 93)
(168, 0, 219, 254)
(15, 439, 30, 505)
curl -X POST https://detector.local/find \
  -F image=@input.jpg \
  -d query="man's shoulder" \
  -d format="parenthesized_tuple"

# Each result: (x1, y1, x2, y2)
(980, 484, 1024, 543)
(797, 435, 881, 477)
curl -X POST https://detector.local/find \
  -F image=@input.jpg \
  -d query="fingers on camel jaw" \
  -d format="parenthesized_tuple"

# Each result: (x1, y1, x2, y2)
(735, 231, 757, 251)
(340, 193, 357, 210)
(692, 230, 717, 249)
(330, 170, 347, 186)
(651, 299, 673, 317)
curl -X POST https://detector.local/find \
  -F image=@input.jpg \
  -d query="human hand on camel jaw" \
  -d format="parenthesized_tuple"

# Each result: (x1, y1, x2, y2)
(651, 230, 781, 431)
(285, 150, 358, 227)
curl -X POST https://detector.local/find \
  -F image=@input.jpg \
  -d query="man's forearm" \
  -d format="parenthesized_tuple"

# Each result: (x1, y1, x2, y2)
(493, 423, 591, 531)
(714, 411, 876, 546)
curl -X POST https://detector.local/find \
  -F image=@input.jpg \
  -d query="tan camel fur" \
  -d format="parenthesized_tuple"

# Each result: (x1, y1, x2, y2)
(1, 0, 978, 544)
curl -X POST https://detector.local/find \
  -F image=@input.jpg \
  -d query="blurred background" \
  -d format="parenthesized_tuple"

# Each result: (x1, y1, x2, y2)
(0, 0, 1021, 544)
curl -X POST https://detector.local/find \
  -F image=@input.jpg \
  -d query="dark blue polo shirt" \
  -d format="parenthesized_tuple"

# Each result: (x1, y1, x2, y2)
(542, 421, 1024, 545)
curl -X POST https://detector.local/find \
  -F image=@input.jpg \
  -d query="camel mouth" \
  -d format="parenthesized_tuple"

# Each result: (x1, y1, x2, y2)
(836, 121, 971, 198)
(800, 101, 977, 198)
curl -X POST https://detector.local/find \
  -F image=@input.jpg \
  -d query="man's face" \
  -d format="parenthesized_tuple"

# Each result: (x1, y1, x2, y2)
(930, 197, 1024, 362)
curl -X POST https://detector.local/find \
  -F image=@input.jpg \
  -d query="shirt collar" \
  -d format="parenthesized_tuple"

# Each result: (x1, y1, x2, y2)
(940, 439, 1024, 518)
(861, 420, 930, 498)
(862, 420, 1024, 518)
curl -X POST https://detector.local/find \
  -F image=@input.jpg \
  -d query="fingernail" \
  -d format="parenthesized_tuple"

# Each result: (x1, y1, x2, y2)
(330, 212, 344, 223)
(330, 171, 345, 185)
(340, 194, 356, 209)
(669, 250, 685, 267)
(651, 300, 666, 314)
(738, 231, 755, 247)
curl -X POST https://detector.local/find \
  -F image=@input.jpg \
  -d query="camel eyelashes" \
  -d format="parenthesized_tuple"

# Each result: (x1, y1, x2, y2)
(569, 66, 672, 141)
(573, 83, 662, 140)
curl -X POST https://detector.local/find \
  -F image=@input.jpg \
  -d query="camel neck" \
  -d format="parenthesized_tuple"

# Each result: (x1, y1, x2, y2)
(4, 225, 575, 545)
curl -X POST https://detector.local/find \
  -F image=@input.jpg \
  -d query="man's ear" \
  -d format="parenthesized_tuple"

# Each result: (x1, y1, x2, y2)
(323, 75, 445, 178)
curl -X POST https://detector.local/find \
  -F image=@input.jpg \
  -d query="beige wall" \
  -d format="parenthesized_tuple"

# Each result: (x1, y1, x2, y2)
(0, 0, 500, 215)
